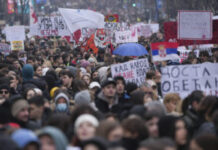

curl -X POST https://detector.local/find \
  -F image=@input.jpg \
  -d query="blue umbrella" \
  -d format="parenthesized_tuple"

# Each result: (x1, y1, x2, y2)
(113, 43, 148, 56)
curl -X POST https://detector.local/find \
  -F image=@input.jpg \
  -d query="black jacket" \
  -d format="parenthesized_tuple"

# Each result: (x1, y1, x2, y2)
(95, 91, 120, 114)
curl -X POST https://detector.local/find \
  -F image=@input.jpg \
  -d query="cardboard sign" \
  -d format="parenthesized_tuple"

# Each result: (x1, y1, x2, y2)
(178, 11, 213, 40)
(5, 26, 25, 42)
(161, 63, 218, 98)
(11, 41, 24, 51)
(115, 28, 138, 44)
(0, 43, 11, 55)
(111, 58, 149, 85)
(33, 16, 71, 36)
(132, 23, 159, 37)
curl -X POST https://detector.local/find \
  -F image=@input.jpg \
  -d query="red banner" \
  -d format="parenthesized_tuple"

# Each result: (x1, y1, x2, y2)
(7, 0, 15, 14)
(164, 20, 218, 46)
(105, 14, 119, 22)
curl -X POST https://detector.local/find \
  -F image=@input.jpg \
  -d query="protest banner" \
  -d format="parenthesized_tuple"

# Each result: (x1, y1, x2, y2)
(31, 16, 71, 37)
(131, 23, 159, 38)
(178, 10, 213, 40)
(10, 41, 24, 51)
(0, 43, 11, 55)
(111, 58, 149, 85)
(161, 63, 218, 98)
(164, 20, 218, 46)
(115, 28, 138, 44)
(5, 26, 25, 42)
(59, 8, 105, 34)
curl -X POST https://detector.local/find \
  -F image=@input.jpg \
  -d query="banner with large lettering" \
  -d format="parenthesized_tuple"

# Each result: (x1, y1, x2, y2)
(111, 58, 149, 85)
(161, 63, 218, 98)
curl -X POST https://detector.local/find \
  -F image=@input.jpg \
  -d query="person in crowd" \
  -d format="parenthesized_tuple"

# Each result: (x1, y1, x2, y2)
(95, 78, 119, 113)
(158, 115, 188, 150)
(96, 120, 123, 142)
(11, 129, 40, 150)
(121, 116, 149, 150)
(163, 93, 181, 116)
(38, 126, 68, 150)
(182, 90, 204, 137)
(59, 69, 74, 97)
(189, 134, 218, 150)
(194, 96, 218, 137)
(73, 114, 99, 147)
(10, 96, 29, 128)
(53, 91, 71, 114)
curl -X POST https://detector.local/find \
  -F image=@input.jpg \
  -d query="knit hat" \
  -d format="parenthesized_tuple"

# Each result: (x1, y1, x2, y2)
(38, 126, 68, 150)
(11, 129, 39, 148)
(101, 77, 116, 88)
(81, 60, 90, 68)
(75, 114, 99, 131)
(54, 92, 70, 105)
(0, 84, 10, 92)
(11, 99, 29, 117)
(22, 64, 34, 81)
(50, 87, 59, 99)
(88, 57, 96, 63)
(74, 90, 91, 105)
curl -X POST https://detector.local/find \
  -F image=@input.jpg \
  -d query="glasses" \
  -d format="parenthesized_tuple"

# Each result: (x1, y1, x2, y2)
(0, 90, 9, 94)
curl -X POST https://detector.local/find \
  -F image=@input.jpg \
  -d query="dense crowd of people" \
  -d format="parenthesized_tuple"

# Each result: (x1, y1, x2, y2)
(0, 32, 218, 150)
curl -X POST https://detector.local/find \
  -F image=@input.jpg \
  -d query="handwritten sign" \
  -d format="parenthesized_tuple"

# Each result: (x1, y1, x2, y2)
(11, 41, 24, 51)
(161, 63, 218, 98)
(0, 43, 11, 55)
(30, 16, 71, 37)
(178, 11, 213, 40)
(115, 28, 138, 44)
(132, 23, 159, 38)
(111, 58, 149, 85)
(5, 26, 25, 42)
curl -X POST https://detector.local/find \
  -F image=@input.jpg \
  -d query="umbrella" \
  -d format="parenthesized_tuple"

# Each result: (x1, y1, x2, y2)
(113, 43, 148, 56)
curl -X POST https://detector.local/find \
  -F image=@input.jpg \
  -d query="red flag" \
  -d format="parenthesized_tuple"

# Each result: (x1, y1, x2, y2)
(105, 14, 119, 22)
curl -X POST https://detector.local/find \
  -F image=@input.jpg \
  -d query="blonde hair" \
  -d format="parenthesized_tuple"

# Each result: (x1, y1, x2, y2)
(164, 93, 181, 104)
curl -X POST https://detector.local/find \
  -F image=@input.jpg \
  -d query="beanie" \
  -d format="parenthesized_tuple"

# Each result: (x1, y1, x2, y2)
(50, 87, 59, 99)
(75, 114, 99, 132)
(11, 129, 39, 148)
(22, 64, 34, 81)
(74, 90, 91, 105)
(11, 100, 29, 117)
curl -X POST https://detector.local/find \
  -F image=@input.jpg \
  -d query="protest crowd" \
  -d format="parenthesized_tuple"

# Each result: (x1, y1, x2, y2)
(1, 4, 218, 150)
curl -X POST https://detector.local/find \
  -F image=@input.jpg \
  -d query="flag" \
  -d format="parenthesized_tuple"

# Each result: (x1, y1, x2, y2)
(59, 8, 105, 34)
(7, 0, 15, 14)
(105, 14, 119, 22)
(151, 42, 180, 62)
(29, 0, 38, 25)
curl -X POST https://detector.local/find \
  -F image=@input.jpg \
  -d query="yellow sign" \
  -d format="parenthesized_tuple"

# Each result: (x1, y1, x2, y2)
(10, 41, 24, 51)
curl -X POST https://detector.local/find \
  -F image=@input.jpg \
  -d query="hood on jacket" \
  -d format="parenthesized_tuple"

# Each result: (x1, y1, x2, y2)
(38, 126, 68, 150)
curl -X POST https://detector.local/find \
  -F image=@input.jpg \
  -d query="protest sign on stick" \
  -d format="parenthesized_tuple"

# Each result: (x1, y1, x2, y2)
(111, 58, 149, 85)
(5, 26, 25, 42)
(161, 63, 218, 98)
(115, 28, 138, 44)
(178, 10, 213, 40)
(11, 41, 24, 51)
(0, 43, 11, 55)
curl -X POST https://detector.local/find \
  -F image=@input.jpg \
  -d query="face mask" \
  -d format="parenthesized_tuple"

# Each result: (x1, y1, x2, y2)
(56, 103, 67, 112)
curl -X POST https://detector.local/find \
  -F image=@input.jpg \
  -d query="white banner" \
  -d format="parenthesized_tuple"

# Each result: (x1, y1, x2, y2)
(30, 16, 71, 37)
(115, 28, 138, 44)
(59, 8, 105, 34)
(111, 58, 149, 85)
(5, 26, 25, 42)
(178, 11, 213, 40)
(161, 63, 218, 98)
(132, 23, 159, 37)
